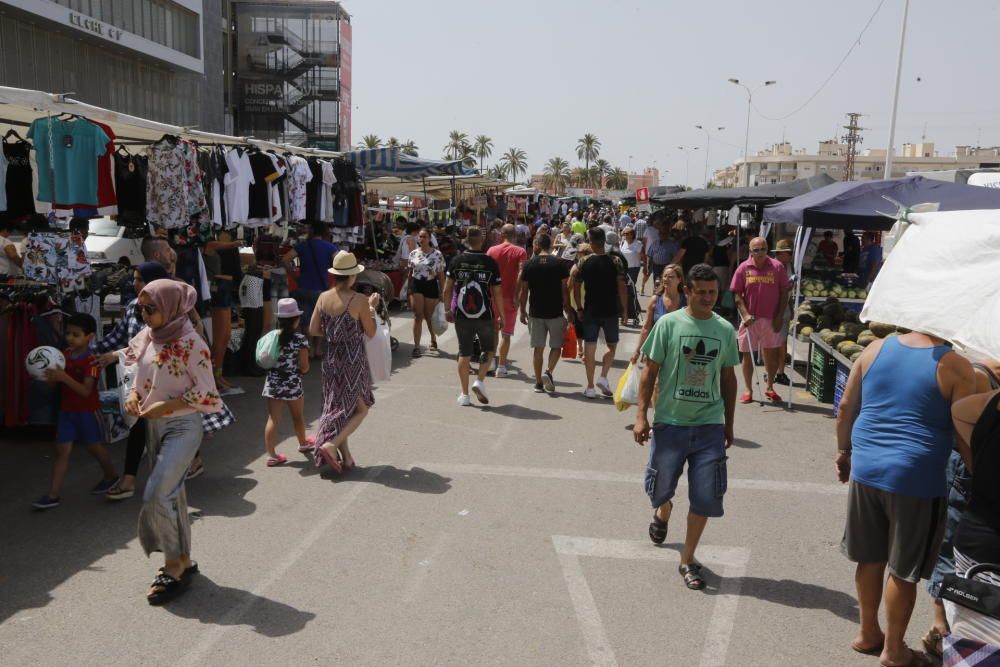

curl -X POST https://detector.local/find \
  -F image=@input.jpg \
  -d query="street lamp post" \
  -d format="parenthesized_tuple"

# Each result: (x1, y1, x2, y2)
(676, 146, 699, 188)
(728, 78, 777, 187)
(695, 125, 725, 187)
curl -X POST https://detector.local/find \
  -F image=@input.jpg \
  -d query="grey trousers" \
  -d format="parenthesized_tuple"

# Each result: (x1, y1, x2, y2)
(138, 412, 204, 560)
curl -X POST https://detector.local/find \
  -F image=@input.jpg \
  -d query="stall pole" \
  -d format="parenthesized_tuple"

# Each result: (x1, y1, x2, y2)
(785, 224, 811, 411)
(883, 0, 910, 180)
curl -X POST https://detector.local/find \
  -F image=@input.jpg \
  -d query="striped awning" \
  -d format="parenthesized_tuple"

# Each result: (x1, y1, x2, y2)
(347, 148, 475, 180)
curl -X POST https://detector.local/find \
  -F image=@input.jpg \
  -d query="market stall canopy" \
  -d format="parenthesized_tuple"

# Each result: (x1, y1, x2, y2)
(650, 174, 835, 209)
(0, 85, 342, 158)
(365, 174, 512, 198)
(347, 148, 475, 180)
(763, 175, 1000, 230)
(861, 208, 1000, 361)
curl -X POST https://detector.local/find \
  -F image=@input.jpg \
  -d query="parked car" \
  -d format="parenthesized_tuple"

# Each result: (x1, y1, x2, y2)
(84, 218, 145, 267)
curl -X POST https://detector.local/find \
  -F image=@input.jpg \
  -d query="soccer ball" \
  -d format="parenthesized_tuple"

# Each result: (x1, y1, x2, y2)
(25, 346, 66, 381)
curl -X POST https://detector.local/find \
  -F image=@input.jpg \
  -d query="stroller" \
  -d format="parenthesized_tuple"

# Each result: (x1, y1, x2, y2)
(354, 269, 399, 351)
(625, 273, 643, 327)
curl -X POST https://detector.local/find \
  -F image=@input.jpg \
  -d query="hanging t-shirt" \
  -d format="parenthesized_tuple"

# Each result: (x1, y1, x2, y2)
(641, 309, 740, 426)
(224, 147, 254, 225)
(27, 118, 109, 206)
(247, 152, 278, 219)
(113, 153, 148, 227)
(3, 140, 35, 217)
(286, 155, 312, 222)
(51, 119, 116, 215)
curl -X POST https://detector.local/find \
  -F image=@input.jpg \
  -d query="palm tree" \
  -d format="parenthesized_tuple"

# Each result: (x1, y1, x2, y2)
(361, 134, 382, 149)
(576, 133, 601, 185)
(499, 147, 528, 184)
(444, 130, 468, 160)
(594, 158, 611, 187)
(401, 140, 419, 156)
(543, 157, 570, 194)
(473, 135, 493, 173)
(605, 167, 629, 190)
(488, 164, 509, 180)
(385, 137, 400, 150)
(458, 142, 477, 169)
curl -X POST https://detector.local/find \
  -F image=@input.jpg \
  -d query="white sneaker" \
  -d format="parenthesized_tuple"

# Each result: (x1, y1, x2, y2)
(595, 376, 613, 397)
(495, 365, 509, 378)
(457, 393, 472, 407)
(471, 379, 489, 404)
(583, 387, 598, 399)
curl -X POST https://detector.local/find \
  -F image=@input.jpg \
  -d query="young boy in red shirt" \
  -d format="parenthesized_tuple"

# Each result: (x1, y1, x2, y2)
(33, 313, 118, 510)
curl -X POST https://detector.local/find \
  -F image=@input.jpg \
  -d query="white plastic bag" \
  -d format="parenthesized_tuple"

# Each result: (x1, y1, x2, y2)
(116, 350, 138, 429)
(366, 321, 392, 383)
(255, 329, 282, 369)
(430, 302, 449, 336)
(621, 362, 642, 406)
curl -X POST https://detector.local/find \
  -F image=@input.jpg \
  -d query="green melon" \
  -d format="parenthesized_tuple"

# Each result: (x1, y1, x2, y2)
(869, 323, 896, 338)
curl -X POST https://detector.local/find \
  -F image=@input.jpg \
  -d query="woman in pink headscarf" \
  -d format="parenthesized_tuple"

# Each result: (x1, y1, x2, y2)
(124, 279, 223, 605)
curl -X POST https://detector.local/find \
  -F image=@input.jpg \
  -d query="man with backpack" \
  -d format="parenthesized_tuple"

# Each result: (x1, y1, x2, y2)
(444, 227, 506, 406)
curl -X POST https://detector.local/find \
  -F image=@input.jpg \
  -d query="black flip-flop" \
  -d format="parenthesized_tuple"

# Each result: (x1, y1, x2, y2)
(679, 563, 706, 590)
(648, 501, 671, 544)
(158, 562, 199, 580)
(147, 572, 189, 606)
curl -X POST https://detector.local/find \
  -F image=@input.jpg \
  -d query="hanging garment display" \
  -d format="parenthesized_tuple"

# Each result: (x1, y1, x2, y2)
(246, 151, 278, 223)
(27, 117, 109, 207)
(51, 118, 117, 217)
(21, 232, 93, 294)
(113, 151, 148, 227)
(208, 146, 229, 228)
(286, 155, 312, 222)
(224, 147, 254, 226)
(3, 138, 35, 217)
(146, 137, 208, 229)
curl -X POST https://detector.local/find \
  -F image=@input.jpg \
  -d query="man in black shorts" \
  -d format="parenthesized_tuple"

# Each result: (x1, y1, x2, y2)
(443, 227, 505, 406)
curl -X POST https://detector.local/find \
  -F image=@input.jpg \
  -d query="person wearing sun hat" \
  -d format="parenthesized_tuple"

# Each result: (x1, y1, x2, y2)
(262, 297, 311, 467)
(307, 251, 380, 473)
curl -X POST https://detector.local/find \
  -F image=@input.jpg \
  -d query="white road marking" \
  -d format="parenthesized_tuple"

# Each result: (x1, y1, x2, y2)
(401, 531, 451, 604)
(551, 536, 751, 667)
(177, 465, 384, 666)
(413, 462, 847, 495)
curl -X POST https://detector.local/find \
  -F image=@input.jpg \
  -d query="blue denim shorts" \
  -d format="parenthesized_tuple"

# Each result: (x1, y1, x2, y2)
(582, 316, 620, 344)
(645, 423, 728, 518)
(56, 411, 103, 445)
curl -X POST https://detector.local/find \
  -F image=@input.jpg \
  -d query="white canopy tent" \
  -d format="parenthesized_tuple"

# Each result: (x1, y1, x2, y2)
(861, 208, 1000, 362)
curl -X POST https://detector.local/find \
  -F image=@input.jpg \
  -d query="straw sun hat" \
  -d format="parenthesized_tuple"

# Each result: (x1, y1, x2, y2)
(328, 250, 365, 276)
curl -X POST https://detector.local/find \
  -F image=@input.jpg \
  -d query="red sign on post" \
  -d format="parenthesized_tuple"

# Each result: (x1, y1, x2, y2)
(636, 187, 649, 202)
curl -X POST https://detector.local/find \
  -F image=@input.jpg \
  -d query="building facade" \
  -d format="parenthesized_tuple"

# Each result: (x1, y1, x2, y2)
(0, 0, 224, 131)
(228, 0, 351, 149)
(713, 141, 1000, 188)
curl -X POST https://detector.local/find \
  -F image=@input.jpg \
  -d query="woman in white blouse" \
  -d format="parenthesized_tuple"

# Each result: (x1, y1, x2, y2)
(620, 226, 644, 286)
(405, 229, 446, 357)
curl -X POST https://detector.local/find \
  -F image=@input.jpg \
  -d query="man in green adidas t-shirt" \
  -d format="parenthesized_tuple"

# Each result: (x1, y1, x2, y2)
(633, 263, 739, 591)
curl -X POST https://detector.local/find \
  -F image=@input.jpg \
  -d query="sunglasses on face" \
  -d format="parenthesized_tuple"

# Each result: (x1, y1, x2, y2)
(138, 303, 159, 315)
(750, 248, 768, 254)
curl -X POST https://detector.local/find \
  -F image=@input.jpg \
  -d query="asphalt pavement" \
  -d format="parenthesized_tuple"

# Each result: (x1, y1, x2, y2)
(0, 302, 939, 666)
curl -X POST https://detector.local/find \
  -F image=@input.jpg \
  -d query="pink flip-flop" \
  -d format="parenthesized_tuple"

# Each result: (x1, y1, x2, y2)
(316, 446, 342, 474)
(299, 436, 316, 453)
(266, 454, 288, 467)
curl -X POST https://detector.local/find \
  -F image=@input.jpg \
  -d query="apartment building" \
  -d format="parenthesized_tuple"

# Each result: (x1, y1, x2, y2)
(712, 141, 1000, 188)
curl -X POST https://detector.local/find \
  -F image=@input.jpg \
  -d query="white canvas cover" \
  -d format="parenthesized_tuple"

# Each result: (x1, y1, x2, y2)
(861, 209, 1000, 361)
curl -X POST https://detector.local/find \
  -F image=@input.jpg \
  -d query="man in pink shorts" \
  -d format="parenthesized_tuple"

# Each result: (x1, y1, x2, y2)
(730, 237, 790, 403)
(487, 224, 528, 377)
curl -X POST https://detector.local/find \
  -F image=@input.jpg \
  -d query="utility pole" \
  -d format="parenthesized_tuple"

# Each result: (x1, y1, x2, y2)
(842, 112, 866, 182)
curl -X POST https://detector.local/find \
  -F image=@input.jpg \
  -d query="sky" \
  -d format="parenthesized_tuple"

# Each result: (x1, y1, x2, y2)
(347, 0, 1000, 188)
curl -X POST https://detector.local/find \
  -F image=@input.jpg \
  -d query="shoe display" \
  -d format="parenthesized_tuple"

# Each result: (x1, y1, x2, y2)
(457, 393, 472, 407)
(471, 379, 489, 404)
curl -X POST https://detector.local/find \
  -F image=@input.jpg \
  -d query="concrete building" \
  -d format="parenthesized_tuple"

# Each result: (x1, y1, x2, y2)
(227, 0, 351, 149)
(0, 0, 224, 132)
(712, 141, 1000, 188)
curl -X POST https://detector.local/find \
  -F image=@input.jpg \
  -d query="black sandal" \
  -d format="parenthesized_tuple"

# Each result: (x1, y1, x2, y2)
(146, 572, 189, 606)
(648, 502, 671, 544)
(678, 563, 706, 590)
(158, 562, 199, 580)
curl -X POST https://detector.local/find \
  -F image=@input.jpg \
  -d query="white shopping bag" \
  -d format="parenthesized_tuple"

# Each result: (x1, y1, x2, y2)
(366, 321, 392, 383)
(621, 362, 642, 406)
(116, 350, 138, 429)
(430, 302, 449, 336)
